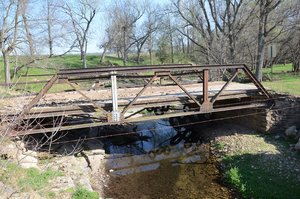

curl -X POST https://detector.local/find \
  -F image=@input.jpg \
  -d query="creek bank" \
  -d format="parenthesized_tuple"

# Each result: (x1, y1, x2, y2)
(0, 95, 299, 198)
(0, 132, 108, 198)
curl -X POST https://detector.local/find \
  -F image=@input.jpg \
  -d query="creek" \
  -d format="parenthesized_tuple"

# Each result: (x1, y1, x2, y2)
(102, 119, 234, 199)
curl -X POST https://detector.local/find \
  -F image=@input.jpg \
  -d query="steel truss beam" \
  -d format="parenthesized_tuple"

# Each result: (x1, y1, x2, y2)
(5, 64, 272, 136)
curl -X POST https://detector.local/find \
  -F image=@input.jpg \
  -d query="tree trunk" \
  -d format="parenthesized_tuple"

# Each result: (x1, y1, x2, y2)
(149, 49, 152, 65)
(170, 32, 174, 63)
(82, 53, 87, 68)
(137, 47, 141, 64)
(255, 36, 265, 82)
(255, 7, 265, 82)
(46, 0, 53, 57)
(47, 15, 53, 56)
(2, 51, 11, 85)
(123, 50, 127, 66)
(229, 38, 235, 64)
(82, 42, 87, 68)
(80, 50, 84, 60)
(187, 26, 190, 54)
(100, 47, 107, 64)
(293, 60, 299, 72)
(22, 13, 34, 56)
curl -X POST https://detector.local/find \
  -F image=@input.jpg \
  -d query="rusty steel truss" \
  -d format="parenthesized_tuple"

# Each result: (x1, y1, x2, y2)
(4, 64, 272, 136)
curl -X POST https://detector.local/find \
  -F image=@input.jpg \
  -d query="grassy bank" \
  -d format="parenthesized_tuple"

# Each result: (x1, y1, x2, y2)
(211, 130, 300, 199)
(223, 152, 300, 199)
(262, 63, 300, 96)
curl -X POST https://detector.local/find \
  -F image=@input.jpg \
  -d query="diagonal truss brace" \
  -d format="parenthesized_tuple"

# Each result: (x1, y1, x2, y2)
(168, 74, 202, 108)
(66, 81, 108, 114)
(211, 69, 239, 104)
(122, 75, 158, 114)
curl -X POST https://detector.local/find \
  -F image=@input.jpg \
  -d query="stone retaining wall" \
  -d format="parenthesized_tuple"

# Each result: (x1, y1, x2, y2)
(211, 95, 300, 133)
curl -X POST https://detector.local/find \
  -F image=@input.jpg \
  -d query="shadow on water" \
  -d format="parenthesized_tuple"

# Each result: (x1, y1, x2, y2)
(100, 118, 235, 199)
(23, 115, 236, 198)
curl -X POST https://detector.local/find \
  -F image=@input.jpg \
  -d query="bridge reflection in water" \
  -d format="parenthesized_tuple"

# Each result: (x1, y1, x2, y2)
(103, 119, 234, 199)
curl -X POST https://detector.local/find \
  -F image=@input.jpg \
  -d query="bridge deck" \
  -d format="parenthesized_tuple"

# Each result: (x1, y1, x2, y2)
(1, 81, 258, 114)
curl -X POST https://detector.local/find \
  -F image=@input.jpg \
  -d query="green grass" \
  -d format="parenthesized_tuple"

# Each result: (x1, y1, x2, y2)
(263, 74, 300, 95)
(213, 141, 226, 150)
(262, 63, 300, 96)
(225, 167, 246, 195)
(19, 167, 63, 191)
(0, 161, 63, 196)
(223, 154, 300, 199)
(72, 185, 99, 199)
(262, 63, 294, 74)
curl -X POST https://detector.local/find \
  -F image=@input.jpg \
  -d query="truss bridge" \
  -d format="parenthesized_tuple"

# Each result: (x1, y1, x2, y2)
(0, 64, 273, 136)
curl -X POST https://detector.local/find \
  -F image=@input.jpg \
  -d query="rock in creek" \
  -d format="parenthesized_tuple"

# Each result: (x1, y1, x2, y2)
(295, 138, 300, 151)
(285, 126, 298, 138)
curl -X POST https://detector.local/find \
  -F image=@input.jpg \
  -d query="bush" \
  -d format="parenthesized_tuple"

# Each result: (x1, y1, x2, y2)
(225, 167, 246, 194)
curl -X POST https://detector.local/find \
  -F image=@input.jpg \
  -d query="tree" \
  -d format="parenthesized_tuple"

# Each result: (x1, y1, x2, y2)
(209, 0, 256, 64)
(103, 0, 144, 65)
(173, 0, 256, 65)
(99, 28, 115, 64)
(278, 5, 300, 73)
(254, 0, 282, 81)
(156, 34, 170, 64)
(62, 0, 97, 68)
(172, 0, 216, 63)
(20, 0, 35, 57)
(0, 0, 21, 85)
(133, 3, 161, 63)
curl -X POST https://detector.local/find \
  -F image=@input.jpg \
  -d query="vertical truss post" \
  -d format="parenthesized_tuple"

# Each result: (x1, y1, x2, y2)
(201, 69, 213, 112)
(203, 69, 209, 103)
(110, 71, 121, 122)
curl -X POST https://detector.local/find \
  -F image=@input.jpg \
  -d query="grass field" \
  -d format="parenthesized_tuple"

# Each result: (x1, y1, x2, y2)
(261, 63, 300, 96)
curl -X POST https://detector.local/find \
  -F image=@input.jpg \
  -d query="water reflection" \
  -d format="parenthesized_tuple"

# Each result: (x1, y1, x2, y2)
(103, 119, 234, 199)
(103, 119, 207, 176)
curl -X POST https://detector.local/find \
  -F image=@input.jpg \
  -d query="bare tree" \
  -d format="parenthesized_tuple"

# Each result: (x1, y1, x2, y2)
(99, 28, 115, 64)
(254, 0, 295, 81)
(172, 0, 220, 63)
(103, 0, 144, 65)
(20, 0, 35, 57)
(46, 0, 54, 57)
(38, 0, 77, 58)
(254, 0, 282, 81)
(62, 0, 97, 68)
(277, 5, 300, 73)
(0, 0, 21, 85)
(133, 4, 161, 63)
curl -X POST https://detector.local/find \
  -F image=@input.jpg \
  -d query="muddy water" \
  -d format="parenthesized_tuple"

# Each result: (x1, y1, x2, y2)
(103, 120, 234, 199)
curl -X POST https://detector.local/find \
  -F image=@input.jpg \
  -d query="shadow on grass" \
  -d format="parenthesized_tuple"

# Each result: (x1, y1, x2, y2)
(223, 152, 300, 199)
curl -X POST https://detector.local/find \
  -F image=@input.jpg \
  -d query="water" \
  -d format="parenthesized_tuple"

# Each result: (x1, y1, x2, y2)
(102, 119, 234, 198)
